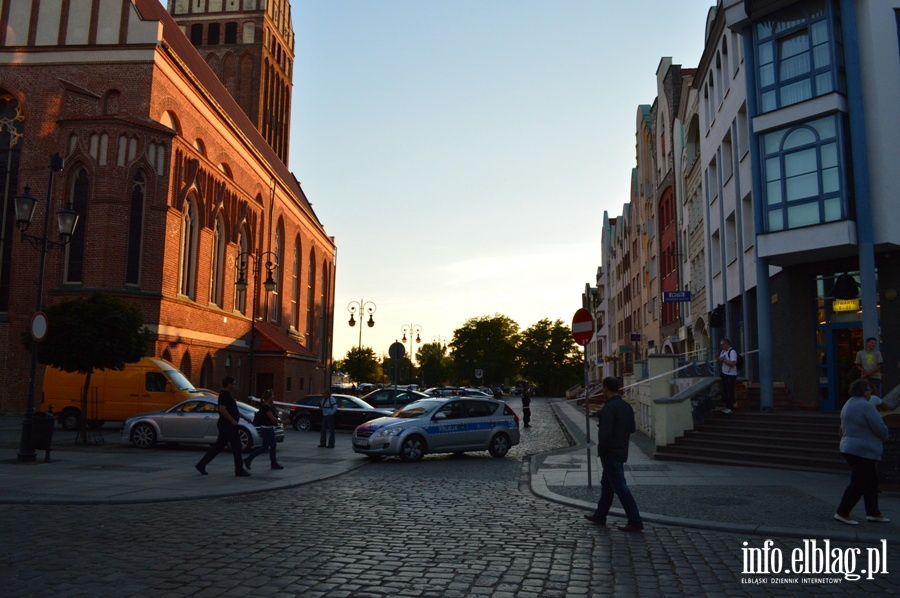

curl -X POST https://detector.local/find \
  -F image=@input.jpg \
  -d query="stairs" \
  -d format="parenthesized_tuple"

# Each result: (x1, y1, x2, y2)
(653, 411, 845, 474)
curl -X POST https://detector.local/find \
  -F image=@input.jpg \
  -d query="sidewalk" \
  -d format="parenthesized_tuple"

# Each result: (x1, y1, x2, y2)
(2, 401, 898, 544)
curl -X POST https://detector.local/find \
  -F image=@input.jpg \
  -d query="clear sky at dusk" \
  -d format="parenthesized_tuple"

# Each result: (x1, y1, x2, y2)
(160, 0, 715, 364)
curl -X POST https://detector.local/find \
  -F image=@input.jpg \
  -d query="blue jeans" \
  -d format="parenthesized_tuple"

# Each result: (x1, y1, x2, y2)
(320, 413, 335, 447)
(245, 427, 277, 466)
(593, 456, 643, 527)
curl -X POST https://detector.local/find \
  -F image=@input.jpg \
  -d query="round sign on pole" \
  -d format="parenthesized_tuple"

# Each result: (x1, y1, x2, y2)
(31, 312, 48, 342)
(388, 341, 405, 360)
(571, 308, 594, 346)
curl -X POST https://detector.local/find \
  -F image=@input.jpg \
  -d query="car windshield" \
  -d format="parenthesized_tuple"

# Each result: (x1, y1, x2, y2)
(394, 399, 442, 419)
(163, 368, 197, 391)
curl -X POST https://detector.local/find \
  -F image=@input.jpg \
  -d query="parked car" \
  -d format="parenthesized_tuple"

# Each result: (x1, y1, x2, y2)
(361, 386, 428, 409)
(121, 397, 284, 451)
(290, 394, 394, 432)
(352, 396, 520, 462)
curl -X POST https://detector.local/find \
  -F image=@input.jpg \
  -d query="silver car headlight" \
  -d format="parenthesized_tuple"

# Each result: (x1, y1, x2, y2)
(372, 427, 403, 440)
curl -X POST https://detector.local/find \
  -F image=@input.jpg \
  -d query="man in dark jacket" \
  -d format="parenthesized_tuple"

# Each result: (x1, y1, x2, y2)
(584, 376, 643, 531)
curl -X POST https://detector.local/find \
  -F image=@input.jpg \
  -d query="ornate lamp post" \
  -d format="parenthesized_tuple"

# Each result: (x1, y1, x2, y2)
(401, 324, 422, 383)
(234, 250, 278, 396)
(431, 336, 448, 349)
(15, 153, 79, 462)
(347, 299, 376, 386)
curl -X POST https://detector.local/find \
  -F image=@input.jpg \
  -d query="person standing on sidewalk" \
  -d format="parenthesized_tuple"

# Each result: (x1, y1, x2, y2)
(522, 385, 532, 428)
(834, 379, 890, 525)
(855, 337, 883, 395)
(319, 391, 337, 448)
(584, 376, 643, 532)
(243, 389, 284, 471)
(195, 376, 252, 477)
(717, 338, 738, 414)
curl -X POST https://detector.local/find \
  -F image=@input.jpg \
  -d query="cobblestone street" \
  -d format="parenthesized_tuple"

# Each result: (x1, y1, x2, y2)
(1, 398, 896, 596)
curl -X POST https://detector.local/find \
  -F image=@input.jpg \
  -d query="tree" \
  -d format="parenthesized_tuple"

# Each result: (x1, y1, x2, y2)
(341, 346, 382, 384)
(450, 314, 519, 386)
(381, 354, 415, 385)
(24, 293, 150, 443)
(517, 318, 582, 395)
(417, 342, 450, 387)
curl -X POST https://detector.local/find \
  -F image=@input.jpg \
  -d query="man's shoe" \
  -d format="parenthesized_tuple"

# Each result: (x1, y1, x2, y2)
(834, 513, 859, 525)
(866, 515, 891, 523)
(327, 445, 334, 448)
(617, 524, 644, 532)
(317, 444, 326, 448)
(584, 514, 605, 525)
(235, 470, 251, 477)
(195, 463, 208, 475)
(271, 463, 284, 470)
(243, 458, 252, 470)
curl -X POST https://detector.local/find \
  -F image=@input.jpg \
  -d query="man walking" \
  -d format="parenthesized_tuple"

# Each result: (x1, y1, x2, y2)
(195, 376, 252, 477)
(584, 376, 643, 532)
(319, 391, 337, 448)
(717, 338, 738, 414)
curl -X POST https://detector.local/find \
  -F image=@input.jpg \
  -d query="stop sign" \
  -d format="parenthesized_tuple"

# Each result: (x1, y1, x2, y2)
(571, 308, 594, 345)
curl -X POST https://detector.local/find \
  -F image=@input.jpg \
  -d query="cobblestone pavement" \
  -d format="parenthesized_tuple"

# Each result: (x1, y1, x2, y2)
(2, 397, 896, 597)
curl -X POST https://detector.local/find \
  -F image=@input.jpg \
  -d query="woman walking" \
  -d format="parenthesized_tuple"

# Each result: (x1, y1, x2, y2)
(834, 379, 890, 525)
(244, 389, 284, 471)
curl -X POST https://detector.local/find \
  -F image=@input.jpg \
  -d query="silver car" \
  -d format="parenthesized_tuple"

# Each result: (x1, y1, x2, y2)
(352, 397, 520, 462)
(122, 397, 284, 451)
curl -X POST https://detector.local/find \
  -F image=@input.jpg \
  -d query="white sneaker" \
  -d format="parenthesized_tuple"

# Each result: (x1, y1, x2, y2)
(867, 515, 891, 523)
(834, 513, 859, 525)
(722, 408, 732, 414)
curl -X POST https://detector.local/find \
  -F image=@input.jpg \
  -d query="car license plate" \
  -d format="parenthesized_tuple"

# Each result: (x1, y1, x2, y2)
(353, 438, 368, 448)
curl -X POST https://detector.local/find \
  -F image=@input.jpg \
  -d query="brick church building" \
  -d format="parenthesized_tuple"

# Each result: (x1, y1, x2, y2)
(0, 0, 336, 415)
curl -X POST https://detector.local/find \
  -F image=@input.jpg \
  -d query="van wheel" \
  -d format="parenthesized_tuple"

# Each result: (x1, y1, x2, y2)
(238, 427, 252, 452)
(488, 433, 511, 458)
(59, 408, 82, 431)
(130, 423, 157, 449)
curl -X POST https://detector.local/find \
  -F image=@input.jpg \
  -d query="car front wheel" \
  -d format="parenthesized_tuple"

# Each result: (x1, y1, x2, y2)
(238, 427, 252, 452)
(293, 415, 313, 432)
(488, 433, 511, 458)
(130, 423, 157, 449)
(399, 435, 426, 462)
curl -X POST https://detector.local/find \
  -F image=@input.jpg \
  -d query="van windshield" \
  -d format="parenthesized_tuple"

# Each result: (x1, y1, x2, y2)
(163, 369, 196, 391)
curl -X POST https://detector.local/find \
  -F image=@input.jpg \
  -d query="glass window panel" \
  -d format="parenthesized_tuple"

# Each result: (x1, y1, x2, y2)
(764, 131, 784, 155)
(765, 157, 782, 182)
(811, 115, 836, 139)
(759, 41, 774, 64)
(787, 202, 821, 228)
(811, 20, 829, 45)
(780, 53, 811, 79)
(784, 149, 816, 177)
(760, 63, 775, 86)
(768, 209, 784, 232)
(766, 180, 783, 205)
(757, 22, 773, 39)
(813, 44, 831, 69)
(780, 80, 812, 106)
(783, 127, 816, 150)
(786, 172, 819, 201)
(815, 72, 833, 94)
(779, 32, 810, 60)
(761, 91, 777, 112)
(824, 197, 842, 221)
(822, 167, 840, 193)
(821, 143, 838, 168)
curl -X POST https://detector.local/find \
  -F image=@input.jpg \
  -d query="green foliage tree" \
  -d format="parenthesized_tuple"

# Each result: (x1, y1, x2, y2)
(450, 314, 519, 386)
(342, 346, 382, 384)
(381, 354, 415, 385)
(417, 342, 450, 387)
(517, 318, 582, 395)
(24, 293, 150, 443)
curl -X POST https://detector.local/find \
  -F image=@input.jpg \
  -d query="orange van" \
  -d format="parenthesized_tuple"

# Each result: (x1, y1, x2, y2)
(41, 357, 204, 430)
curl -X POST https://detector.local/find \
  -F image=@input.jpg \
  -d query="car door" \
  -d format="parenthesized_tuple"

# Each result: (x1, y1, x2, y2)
(335, 396, 366, 428)
(158, 400, 218, 441)
(428, 400, 467, 451)
(459, 400, 495, 448)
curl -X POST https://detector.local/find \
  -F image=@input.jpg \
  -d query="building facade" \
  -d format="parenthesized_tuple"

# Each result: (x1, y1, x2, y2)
(0, 0, 336, 415)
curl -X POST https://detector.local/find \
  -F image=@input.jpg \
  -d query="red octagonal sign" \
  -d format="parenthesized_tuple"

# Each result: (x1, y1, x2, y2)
(571, 308, 594, 345)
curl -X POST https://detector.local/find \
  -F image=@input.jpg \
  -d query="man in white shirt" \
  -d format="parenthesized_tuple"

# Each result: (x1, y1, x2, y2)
(319, 392, 337, 448)
(717, 338, 738, 414)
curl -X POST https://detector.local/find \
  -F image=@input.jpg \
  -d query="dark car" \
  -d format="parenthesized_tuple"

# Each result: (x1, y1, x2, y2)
(290, 394, 394, 432)
(360, 386, 429, 410)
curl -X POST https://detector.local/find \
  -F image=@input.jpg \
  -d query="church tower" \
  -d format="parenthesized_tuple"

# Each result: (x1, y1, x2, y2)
(167, 0, 294, 165)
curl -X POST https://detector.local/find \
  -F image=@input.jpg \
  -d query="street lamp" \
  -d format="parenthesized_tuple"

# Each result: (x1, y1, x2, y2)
(15, 153, 79, 462)
(431, 336, 448, 349)
(234, 250, 278, 396)
(401, 324, 422, 383)
(347, 299, 376, 386)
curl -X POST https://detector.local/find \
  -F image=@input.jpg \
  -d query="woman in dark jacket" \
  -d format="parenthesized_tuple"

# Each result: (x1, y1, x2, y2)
(244, 389, 284, 471)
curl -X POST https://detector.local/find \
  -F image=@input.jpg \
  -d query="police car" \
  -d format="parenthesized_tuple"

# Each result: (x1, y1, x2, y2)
(351, 397, 520, 462)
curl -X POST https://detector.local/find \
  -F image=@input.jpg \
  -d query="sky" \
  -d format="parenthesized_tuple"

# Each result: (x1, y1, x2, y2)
(168, 0, 709, 364)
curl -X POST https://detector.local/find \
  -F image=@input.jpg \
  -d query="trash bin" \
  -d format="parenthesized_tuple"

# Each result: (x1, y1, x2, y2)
(32, 411, 55, 451)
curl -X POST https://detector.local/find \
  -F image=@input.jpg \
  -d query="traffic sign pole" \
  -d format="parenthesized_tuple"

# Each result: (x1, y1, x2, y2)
(571, 308, 595, 490)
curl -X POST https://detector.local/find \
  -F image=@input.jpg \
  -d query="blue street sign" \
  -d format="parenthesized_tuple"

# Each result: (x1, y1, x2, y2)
(663, 291, 691, 302)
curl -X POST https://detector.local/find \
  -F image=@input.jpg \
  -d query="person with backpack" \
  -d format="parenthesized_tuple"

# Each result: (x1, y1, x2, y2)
(318, 391, 337, 448)
(717, 338, 738, 414)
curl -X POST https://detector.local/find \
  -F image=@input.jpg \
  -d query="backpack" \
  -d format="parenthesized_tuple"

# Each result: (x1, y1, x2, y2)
(735, 351, 744, 372)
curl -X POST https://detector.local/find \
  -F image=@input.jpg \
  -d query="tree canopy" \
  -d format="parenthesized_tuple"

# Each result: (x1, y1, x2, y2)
(517, 318, 583, 395)
(339, 346, 382, 384)
(449, 314, 519, 386)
